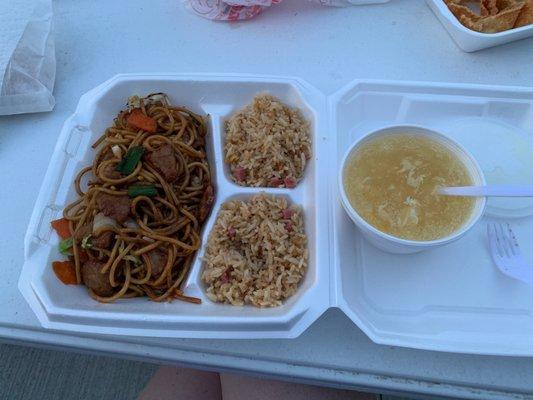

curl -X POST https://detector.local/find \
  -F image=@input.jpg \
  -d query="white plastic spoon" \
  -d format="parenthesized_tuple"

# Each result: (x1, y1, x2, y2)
(438, 185, 533, 197)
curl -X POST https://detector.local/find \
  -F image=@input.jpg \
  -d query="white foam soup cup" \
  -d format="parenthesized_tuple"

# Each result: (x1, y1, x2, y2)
(339, 125, 487, 254)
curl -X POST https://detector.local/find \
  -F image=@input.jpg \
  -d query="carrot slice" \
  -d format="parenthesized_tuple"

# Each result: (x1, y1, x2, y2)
(52, 261, 78, 285)
(51, 218, 71, 239)
(127, 109, 157, 133)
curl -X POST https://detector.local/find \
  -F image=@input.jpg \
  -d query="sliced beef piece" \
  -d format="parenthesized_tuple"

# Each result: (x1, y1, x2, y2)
(69, 248, 88, 264)
(92, 231, 114, 249)
(146, 249, 168, 280)
(73, 222, 92, 241)
(102, 163, 122, 180)
(96, 193, 131, 224)
(81, 259, 114, 297)
(199, 185, 214, 222)
(145, 144, 178, 182)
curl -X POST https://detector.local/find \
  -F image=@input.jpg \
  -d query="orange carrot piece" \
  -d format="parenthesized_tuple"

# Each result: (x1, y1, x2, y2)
(52, 261, 78, 285)
(51, 218, 71, 239)
(127, 109, 157, 133)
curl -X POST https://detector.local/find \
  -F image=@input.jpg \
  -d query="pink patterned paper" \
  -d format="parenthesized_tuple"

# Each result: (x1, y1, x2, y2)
(186, 0, 353, 21)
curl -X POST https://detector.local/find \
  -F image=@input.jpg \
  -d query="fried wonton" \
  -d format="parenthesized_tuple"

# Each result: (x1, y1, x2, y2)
(481, 0, 499, 16)
(445, 0, 528, 32)
(515, 0, 533, 27)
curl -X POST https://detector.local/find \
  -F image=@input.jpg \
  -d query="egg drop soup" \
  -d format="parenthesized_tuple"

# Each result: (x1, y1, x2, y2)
(343, 133, 475, 241)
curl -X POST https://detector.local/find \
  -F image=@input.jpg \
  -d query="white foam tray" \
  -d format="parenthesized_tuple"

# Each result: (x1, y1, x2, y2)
(19, 74, 533, 355)
(18, 74, 330, 339)
(426, 0, 533, 52)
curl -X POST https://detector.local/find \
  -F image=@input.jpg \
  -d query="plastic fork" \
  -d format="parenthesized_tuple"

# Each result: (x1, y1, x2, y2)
(487, 222, 533, 287)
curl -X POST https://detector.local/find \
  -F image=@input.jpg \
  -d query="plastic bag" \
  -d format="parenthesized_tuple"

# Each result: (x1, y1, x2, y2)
(186, 0, 389, 20)
(0, 0, 55, 115)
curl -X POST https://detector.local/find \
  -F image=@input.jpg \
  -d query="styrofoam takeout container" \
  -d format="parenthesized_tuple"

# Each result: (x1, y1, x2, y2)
(18, 73, 330, 339)
(19, 74, 533, 356)
(426, 0, 533, 52)
(338, 124, 487, 254)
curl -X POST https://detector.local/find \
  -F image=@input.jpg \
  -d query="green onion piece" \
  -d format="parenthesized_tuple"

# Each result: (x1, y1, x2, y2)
(59, 237, 73, 255)
(115, 146, 145, 175)
(81, 235, 93, 250)
(127, 184, 157, 198)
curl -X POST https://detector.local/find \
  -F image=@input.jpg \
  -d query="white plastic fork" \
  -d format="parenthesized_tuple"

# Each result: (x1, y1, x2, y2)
(487, 222, 533, 287)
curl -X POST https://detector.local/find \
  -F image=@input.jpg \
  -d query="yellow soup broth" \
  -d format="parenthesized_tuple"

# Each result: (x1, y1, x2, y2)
(344, 133, 475, 241)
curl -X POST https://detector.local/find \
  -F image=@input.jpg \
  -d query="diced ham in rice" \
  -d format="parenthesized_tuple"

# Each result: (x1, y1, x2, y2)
(283, 176, 297, 188)
(233, 166, 247, 182)
(269, 177, 283, 187)
(281, 208, 295, 219)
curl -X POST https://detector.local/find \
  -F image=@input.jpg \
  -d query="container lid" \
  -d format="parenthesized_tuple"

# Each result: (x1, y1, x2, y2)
(445, 118, 533, 218)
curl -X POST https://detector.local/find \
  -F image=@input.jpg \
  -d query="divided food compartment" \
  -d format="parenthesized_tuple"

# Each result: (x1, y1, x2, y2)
(19, 74, 533, 355)
(19, 74, 330, 338)
(426, 0, 533, 52)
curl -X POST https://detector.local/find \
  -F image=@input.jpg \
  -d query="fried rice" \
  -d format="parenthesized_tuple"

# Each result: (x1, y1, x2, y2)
(224, 94, 311, 188)
(201, 193, 308, 307)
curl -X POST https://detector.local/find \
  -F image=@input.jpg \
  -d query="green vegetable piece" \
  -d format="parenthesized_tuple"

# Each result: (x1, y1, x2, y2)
(116, 146, 145, 175)
(81, 235, 93, 250)
(59, 237, 73, 255)
(127, 184, 157, 198)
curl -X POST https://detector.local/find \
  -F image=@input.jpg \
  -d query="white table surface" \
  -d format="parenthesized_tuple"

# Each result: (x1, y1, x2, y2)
(2, 0, 533, 398)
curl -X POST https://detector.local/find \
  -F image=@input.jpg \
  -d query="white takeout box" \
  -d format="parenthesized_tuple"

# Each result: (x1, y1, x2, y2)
(426, 0, 533, 52)
(19, 74, 533, 356)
